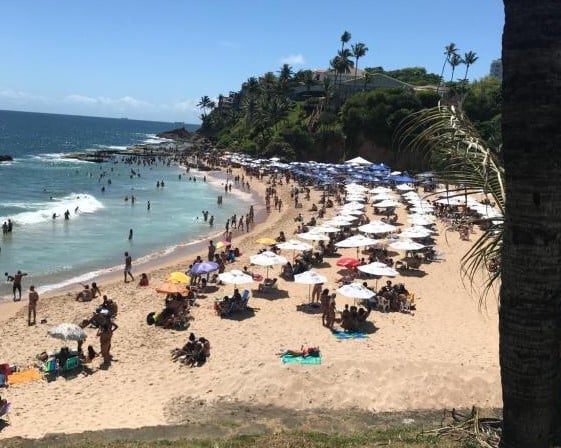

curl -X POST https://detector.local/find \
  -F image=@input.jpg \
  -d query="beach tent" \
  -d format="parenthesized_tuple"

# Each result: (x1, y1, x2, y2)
(345, 156, 372, 165)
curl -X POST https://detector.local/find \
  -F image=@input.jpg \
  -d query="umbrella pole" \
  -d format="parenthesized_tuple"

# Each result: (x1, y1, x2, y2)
(308, 284, 311, 303)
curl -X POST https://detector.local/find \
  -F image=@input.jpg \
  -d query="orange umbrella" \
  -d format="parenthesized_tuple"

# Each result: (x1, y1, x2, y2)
(155, 282, 189, 295)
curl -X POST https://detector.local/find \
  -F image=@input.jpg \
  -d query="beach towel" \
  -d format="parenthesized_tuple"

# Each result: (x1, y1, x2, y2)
(7, 369, 43, 385)
(332, 330, 369, 340)
(281, 354, 322, 365)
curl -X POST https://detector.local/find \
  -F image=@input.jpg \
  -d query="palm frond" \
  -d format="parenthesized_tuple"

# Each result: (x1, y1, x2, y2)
(394, 104, 504, 301)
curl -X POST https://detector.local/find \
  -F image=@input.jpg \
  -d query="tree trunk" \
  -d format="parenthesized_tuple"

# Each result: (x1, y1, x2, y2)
(501, 2, 561, 447)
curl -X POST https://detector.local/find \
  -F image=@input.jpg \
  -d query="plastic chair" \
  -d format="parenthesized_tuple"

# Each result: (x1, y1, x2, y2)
(378, 297, 390, 312)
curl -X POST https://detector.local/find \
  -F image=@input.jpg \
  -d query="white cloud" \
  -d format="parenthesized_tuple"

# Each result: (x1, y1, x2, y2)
(65, 94, 98, 104)
(280, 54, 305, 65)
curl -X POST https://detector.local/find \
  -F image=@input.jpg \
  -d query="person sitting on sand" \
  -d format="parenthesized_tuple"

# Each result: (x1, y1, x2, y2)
(278, 346, 320, 357)
(90, 282, 101, 298)
(138, 273, 149, 287)
(75, 284, 93, 302)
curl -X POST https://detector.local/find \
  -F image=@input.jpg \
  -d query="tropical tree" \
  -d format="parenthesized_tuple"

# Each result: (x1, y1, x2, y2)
(439, 42, 459, 91)
(462, 51, 479, 81)
(500, 1, 561, 446)
(448, 53, 463, 83)
(334, 48, 355, 89)
(351, 42, 369, 84)
(278, 63, 294, 92)
(340, 30, 351, 52)
(197, 95, 212, 118)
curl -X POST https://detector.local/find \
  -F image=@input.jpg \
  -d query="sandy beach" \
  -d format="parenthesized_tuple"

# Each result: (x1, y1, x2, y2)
(0, 165, 501, 440)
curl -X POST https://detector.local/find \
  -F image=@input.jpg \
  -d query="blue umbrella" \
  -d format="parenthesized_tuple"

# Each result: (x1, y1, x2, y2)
(191, 261, 220, 275)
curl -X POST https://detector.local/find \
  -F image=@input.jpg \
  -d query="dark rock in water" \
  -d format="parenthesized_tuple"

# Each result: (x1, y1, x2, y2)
(0, 155, 13, 162)
(157, 127, 193, 141)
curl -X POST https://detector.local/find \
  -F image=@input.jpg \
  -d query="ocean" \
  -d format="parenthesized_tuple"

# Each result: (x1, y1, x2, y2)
(0, 110, 247, 300)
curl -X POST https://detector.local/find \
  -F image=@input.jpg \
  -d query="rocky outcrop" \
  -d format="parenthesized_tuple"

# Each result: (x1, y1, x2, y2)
(156, 127, 193, 141)
(0, 155, 13, 162)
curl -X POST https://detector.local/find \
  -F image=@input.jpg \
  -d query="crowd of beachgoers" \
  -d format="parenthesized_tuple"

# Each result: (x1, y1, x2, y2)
(0, 151, 502, 440)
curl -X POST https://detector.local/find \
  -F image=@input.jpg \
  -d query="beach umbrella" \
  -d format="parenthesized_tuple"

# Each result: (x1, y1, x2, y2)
(357, 262, 399, 289)
(371, 193, 393, 202)
(358, 221, 397, 234)
(167, 271, 190, 284)
(48, 323, 87, 342)
(276, 239, 313, 261)
(335, 234, 381, 257)
(249, 251, 287, 278)
(297, 231, 331, 241)
(190, 261, 220, 275)
(337, 282, 375, 304)
(399, 227, 433, 239)
(338, 208, 363, 216)
(218, 269, 254, 290)
(389, 239, 425, 252)
(408, 215, 436, 226)
(308, 225, 340, 233)
(396, 184, 415, 191)
(255, 237, 277, 246)
(370, 186, 392, 194)
(324, 216, 355, 226)
(155, 282, 189, 295)
(373, 199, 400, 208)
(215, 240, 232, 250)
(294, 270, 327, 302)
(336, 256, 361, 268)
(342, 201, 365, 210)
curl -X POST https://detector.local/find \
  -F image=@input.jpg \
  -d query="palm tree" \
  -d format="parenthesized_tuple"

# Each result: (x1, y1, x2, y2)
(351, 42, 369, 84)
(462, 51, 479, 81)
(197, 95, 212, 118)
(335, 48, 355, 89)
(439, 42, 459, 92)
(448, 53, 463, 82)
(500, 1, 561, 445)
(340, 30, 351, 53)
(278, 63, 293, 91)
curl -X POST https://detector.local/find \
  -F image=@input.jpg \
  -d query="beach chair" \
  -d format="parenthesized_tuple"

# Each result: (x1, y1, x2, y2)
(60, 356, 80, 373)
(378, 296, 390, 313)
(41, 358, 58, 380)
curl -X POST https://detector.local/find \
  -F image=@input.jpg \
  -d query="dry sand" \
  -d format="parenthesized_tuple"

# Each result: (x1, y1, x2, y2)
(0, 167, 501, 440)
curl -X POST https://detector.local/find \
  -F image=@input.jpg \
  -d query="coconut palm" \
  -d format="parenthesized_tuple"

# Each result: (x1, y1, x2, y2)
(395, 103, 504, 297)
(462, 51, 479, 81)
(197, 95, 212, 118)
(439, 42, 459, 91)
(340, 30, 351, 52)
(500, 1, 561, 445)
(448, 53, 463, 83)
(335, 48, 355, 89)
(278, 63, 293, 91)
(351, 42, 369, 84)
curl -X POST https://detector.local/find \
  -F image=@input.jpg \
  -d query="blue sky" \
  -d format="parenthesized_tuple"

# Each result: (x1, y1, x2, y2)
(0, 0, 504, 124)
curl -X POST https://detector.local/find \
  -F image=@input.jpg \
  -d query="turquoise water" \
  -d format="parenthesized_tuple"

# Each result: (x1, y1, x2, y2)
(0, 110, 247, 299)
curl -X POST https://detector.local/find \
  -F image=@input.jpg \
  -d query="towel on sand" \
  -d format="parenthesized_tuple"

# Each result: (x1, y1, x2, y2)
(8, 369, 43, 385)
(281, 354, 321, 365)
(332, 330, 369, 340)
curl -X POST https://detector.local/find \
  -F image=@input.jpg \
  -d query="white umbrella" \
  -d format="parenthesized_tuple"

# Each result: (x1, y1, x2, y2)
(338, 209, 363, 216)
(374, 199, 400, 208)
(408, 215, 436, 226)
(335, 234, 381, 257)
(276, 239, 313, 261)
(396, 184, 415, 191)
(400, 227, 433, 239)
(324, 216, 355, 226)
(337, 282, 375, 304)
(371, 193, 393, 201)
(342, 202, 365, 210)
(294, 270, 327, 302)
(370, 186, 392, 194)
(218, 270, 254, 289)
(48, 323, 87, 342)
(308, 225, 340, 233)
(250, 251, 288, 278)
(358, 221, 397, 234)
(357, 262, 399, 288)
(389, 239, 425, 251)
(297, 231, 331, 241)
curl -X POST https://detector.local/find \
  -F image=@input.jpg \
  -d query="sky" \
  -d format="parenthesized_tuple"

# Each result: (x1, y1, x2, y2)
(0, 0, 504, 124)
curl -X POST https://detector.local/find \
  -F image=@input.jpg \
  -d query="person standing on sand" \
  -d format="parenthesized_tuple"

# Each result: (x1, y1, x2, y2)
(124, 252, 134, 283)
(208, 240, 215, 261)
(28, 285, 39, 326)
(97, 320, 118, 365)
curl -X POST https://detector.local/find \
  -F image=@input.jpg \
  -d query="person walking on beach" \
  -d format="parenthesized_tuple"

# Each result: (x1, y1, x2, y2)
(124, 252, 134, 283)
(28, 285, 39, 326)
(8, 270, 28, 301)
(208, 240, 215, 261)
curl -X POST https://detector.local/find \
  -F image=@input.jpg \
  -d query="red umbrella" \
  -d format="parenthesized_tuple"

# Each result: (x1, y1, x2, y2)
(155, 282, 189, 295)
(336, 256, 360, 268)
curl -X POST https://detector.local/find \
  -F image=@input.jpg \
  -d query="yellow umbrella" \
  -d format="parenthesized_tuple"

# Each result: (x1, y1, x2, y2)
(167, 272, 190, 284)
(255, 237, 277, 245)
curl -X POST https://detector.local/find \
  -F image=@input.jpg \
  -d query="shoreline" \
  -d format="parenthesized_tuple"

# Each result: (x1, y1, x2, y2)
(0, 163, 501, 440)
(0, 165, 265, 323)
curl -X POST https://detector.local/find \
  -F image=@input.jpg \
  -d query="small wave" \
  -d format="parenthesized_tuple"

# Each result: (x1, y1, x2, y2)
(94, 144, 129, 151)
(1, 193, 105, 225)
(142, 134, 174, 144)
(32, 153, 90, 164)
